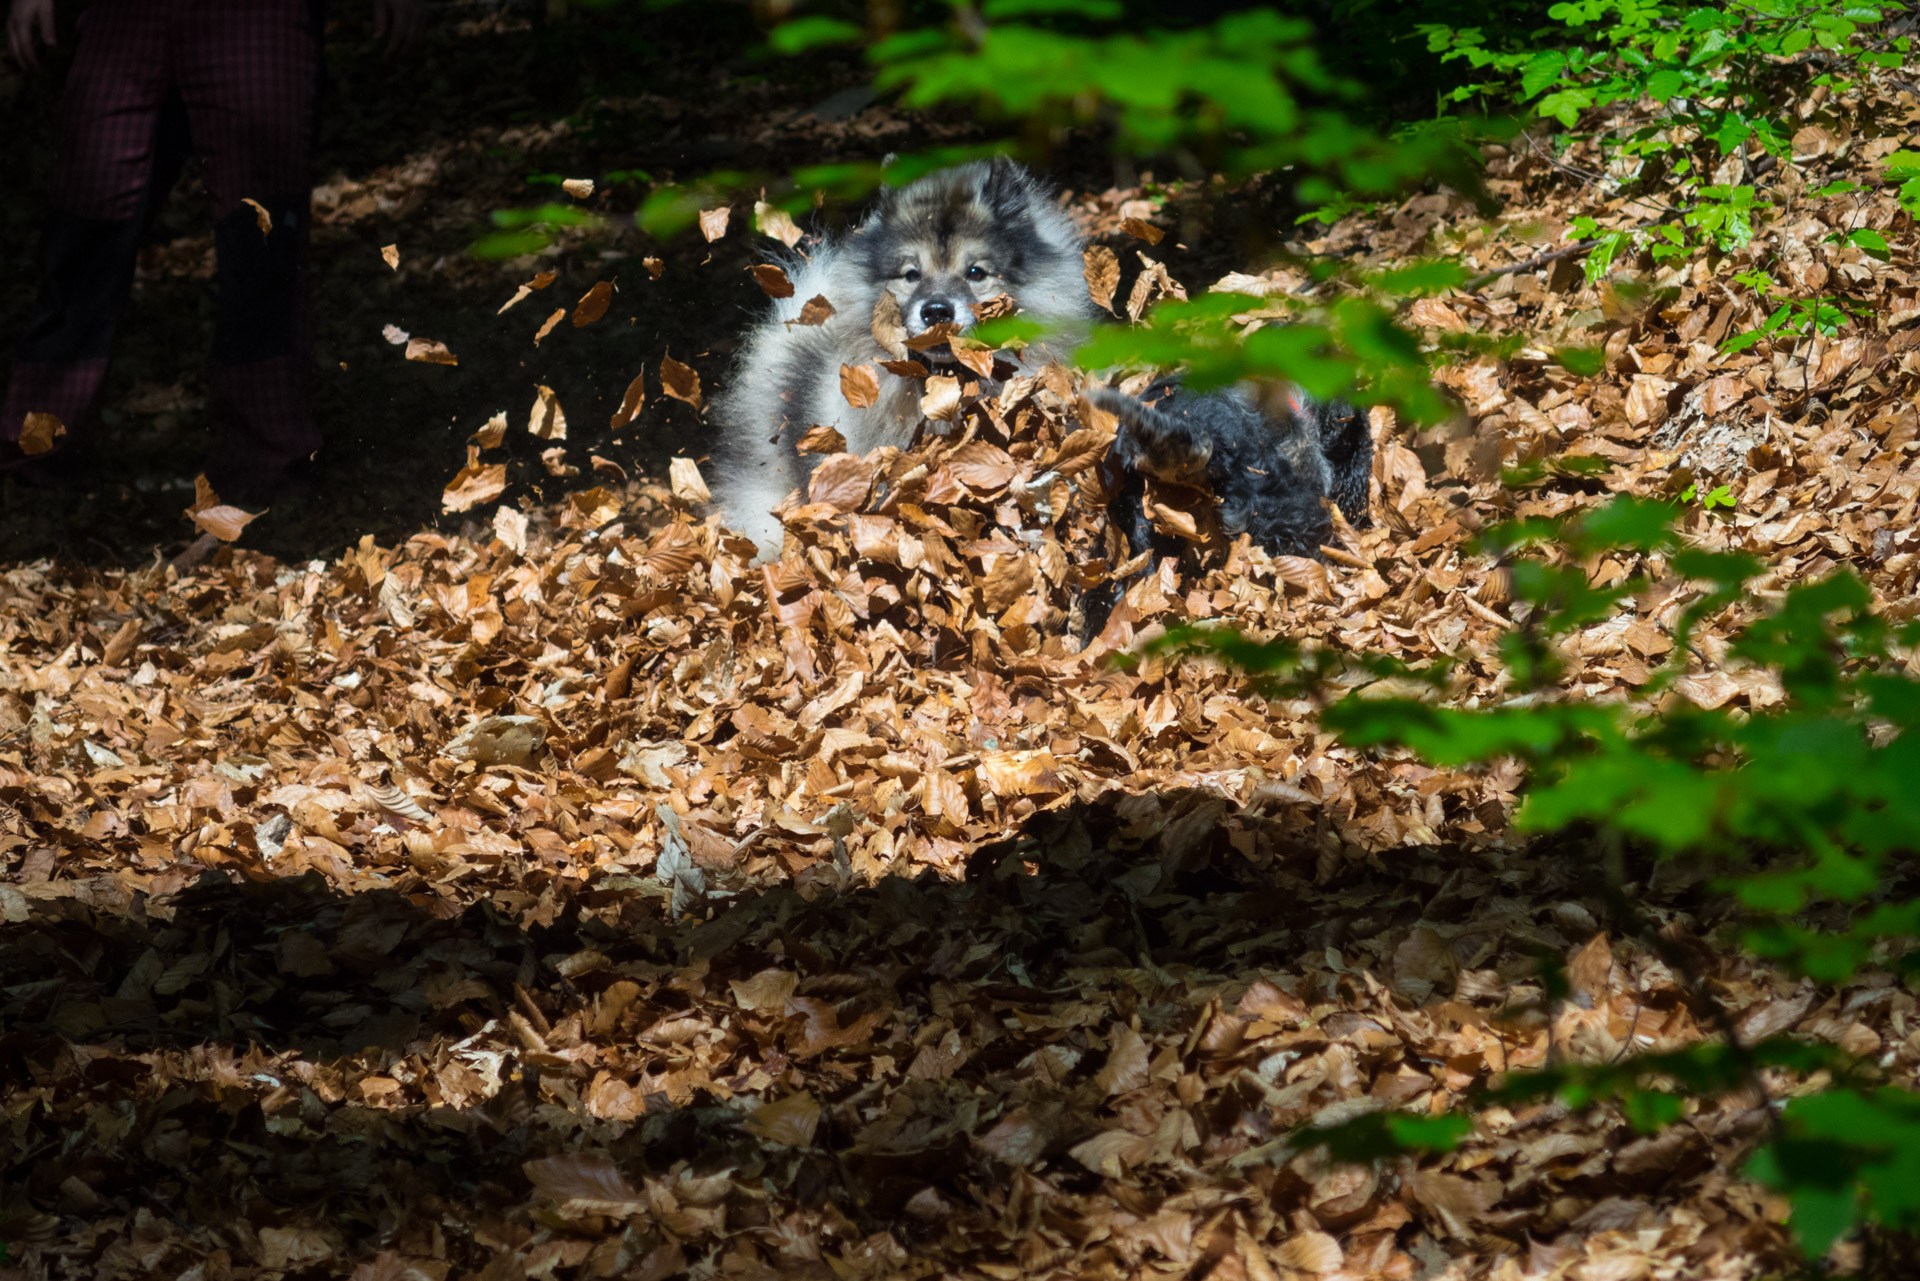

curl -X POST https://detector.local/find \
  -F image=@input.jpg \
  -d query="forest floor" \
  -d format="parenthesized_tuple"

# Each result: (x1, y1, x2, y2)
(1, 3, 1919, 1280)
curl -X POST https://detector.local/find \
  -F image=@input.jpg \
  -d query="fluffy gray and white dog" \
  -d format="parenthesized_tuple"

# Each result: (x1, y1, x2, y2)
(710, 158, 1374, 581)
(711, 158, 1094, 559)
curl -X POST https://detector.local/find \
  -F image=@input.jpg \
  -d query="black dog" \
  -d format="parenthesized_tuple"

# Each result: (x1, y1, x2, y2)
(1083, 378, 1373, 635)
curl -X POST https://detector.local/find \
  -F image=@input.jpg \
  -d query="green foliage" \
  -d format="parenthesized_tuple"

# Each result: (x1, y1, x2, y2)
(1075, 291, 1453, 422)
(1304, 1110, 1474, 1162)
(1679, 479, 1736, 510)
(1423, 2, 1910, 280)
(1167, 497, 1920, 1254)
(1881, 149, 1920, 216)
(1423, 1, 1905, 153)
(1749, 1089, 1920, 1256)
(1719, 268, 1868, 357)
(472, 202, 608, 260)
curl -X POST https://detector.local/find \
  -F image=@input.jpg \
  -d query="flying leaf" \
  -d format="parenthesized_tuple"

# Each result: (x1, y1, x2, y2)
(572, 281, 613, 326)
(1120, 217, 1165, 245)
(404, 337, 458, 365)
(750, 264, 795, 298)
(533, 308, 565, 345)
(18, 412, 64, 456)
(528, 384, 567, 440)
(796, 424, 845, 454)
(610, 371, 646, 430)
(661, 356, 703, 409)
(379, 244, 399, 270)
(754, 201, 804, 248)
(871, 293, 908, 358)
(561, 177, 594, 198)
(698, 207, 730, 241)
(840, 363, 880, 408)
(498, 270, 556, 314)
(241, 198, 272, 238)
(444, 446, 508, 513)
(797, 294, 834, 325)
(188, 502, 261, 541)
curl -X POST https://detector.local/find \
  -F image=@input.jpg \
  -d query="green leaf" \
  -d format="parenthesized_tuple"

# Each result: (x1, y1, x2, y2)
(1643, 68, 1687, 102)
(1848, 228, 1891, 261)
(769, 16, 865, 54)
(1553, 346, 1606, 377)
(1520, 49, 1569, 99)
(981, 0, 1124, 17)
(470, 229, 551, 259)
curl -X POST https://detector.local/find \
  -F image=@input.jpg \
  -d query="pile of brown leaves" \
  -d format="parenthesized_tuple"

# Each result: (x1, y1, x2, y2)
(6, 78, 1920, 1280)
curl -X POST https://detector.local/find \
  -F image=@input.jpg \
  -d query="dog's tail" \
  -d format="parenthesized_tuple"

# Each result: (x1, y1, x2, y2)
(1085, 385, 1214, 486)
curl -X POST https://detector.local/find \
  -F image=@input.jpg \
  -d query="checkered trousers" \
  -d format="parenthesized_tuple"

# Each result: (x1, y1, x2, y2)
(3, 0, 322, 504)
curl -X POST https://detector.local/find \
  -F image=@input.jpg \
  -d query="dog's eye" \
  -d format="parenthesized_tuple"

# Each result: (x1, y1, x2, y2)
(901, 267, 921, 282)
(966, 265, 990, 281)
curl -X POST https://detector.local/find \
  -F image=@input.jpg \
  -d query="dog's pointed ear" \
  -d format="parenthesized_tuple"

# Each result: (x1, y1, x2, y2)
(867, 154, 902, 221)
(981, 155, 1027, 219)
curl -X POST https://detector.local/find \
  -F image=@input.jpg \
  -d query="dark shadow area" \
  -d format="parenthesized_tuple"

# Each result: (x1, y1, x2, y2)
(0, 785, 1732, 1275)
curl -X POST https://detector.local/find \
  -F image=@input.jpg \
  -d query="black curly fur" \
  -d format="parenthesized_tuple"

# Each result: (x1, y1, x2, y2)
(1083, 378, 1373, 637)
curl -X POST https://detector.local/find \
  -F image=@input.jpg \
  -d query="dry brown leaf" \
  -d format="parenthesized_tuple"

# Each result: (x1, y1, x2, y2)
(796, 294, 834, 325)
(754, 201, 804, 248)
(528, 384, 567, 440)
(641, 256, 663, 278)
(1568, 931, 1613, 1006)
(669, 457, 712, 504)
(661, 355, 703, 409)
(1120, 216, 1165, 245)
(379, 243, 399, 270)
(474, 410, 507, 449)
(443, 447, 508, 513)
(840, 363, 880, 409)
(1070, 1129, 1152, 1178)
(610, 371, 646, 431)
(946, 441, 1016, 491)
(1084, 245, 1120, 313)
(740, 1093, 820, 1146)
(241, 197, 272, 238)
(404, 337, 458, 365)
(532, 307, 565, 345)
(572, 280, 613, 326)
(750, 263, 795, 298)
(698, 206, 730, 241)
(524, 1154, 643, 1214)
(871, 293, 909, 358)
(1275, 1231, 1343, 1275)
(560, 177, 594, 198)
(796, 424, 846, 454)
(492, 504, 527, 553)
(921, 375, 961, 422)
(808, 454, 880, 510)
(18, 412, 64, 456)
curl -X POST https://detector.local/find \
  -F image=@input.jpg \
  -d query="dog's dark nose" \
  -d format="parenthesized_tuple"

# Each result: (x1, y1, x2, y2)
(919, 299, 955, 327)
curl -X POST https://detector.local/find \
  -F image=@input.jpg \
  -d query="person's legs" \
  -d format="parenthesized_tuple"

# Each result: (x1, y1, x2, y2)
(175, 0, 319, 505)
(2, 1, 174, 468)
